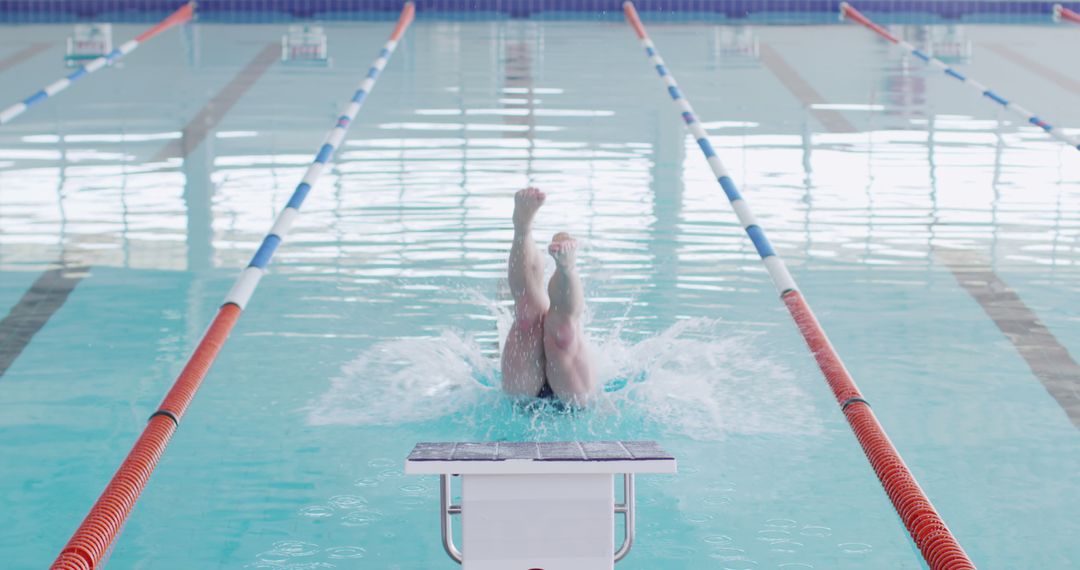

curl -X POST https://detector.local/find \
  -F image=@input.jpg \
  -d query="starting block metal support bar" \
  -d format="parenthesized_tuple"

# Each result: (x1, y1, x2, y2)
(440, 474, 464, 564)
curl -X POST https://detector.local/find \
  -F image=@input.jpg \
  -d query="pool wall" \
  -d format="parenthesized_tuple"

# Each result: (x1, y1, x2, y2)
(2, 0, 1078, 23)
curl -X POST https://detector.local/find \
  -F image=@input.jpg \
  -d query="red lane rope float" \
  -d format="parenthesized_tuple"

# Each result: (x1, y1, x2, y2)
(1054, 3, 1080, 24)
(134, 1, 196, 43)
(783, 291, 975, 569)
(623, 2, 975, 568)
(49, 4, 416, 568)
(838, 2, 900, 42)
(51, 306, 238, 570)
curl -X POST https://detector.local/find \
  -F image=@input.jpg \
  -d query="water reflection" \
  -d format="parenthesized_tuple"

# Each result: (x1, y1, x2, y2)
(1, 25, 1077, 289)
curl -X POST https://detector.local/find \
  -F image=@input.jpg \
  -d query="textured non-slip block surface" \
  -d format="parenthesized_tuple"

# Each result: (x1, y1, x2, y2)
(407, 441, 674, 462)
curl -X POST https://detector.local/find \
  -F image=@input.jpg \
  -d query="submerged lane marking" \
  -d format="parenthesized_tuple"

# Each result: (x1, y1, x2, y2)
(0, 266, 89, 378)
(984, 44, 1080, 98)
(151, 43, 279, 161)
(0, 43, 51, 74)
(939, 249, 1080, 430)
(758, 44, 858, 134)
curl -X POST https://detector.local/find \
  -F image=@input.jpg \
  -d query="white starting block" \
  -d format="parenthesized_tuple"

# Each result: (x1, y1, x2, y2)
(66, 23, 113, 65)
(405, 441, 677, 570)
(714, 26, 759, 60)
(281, 25, 330, 66)
(904, 25, 971, 63)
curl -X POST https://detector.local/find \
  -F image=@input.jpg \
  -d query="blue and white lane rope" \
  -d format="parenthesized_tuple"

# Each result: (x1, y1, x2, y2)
(0, 2, 195, 126)
(224, 2, 416, 309)
(622, 3, 797, 295)
(841, 2, 1080, 152)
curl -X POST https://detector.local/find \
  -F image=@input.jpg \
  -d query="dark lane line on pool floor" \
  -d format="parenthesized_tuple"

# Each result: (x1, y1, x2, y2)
(0, 43, 51, 75)
(939, 249, 1080, 430)
(984, 44, 1080, 98)
(757, 44, 858, 134)
(0, 266, 89, 379)
(152, 42, 279, 161)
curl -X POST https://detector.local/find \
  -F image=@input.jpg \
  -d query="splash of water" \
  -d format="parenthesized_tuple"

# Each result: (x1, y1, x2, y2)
(306, 298, 822, 440)
(306, 330, 497, 427)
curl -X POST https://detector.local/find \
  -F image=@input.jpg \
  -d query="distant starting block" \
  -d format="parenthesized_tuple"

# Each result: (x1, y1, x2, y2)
(66, 24, 113, 65)
(281, 25, 330, 65)
(405, 441, 677, 569)
(714, 26, 759, 59)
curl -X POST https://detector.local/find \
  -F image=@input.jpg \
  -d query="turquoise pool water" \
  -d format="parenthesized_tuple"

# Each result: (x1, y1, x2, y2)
(1, 17, 1080, 569)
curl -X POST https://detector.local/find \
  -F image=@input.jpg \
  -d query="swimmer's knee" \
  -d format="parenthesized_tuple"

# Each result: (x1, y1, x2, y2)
(513, 310, 545, 331)
(548, 321, 575, 351)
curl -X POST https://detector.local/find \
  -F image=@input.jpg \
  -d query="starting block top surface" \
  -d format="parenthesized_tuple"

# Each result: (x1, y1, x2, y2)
(404, 441, 677, 475)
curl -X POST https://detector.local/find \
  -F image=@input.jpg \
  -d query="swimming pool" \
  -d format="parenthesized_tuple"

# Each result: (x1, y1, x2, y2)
(1, 5, 1079, 568)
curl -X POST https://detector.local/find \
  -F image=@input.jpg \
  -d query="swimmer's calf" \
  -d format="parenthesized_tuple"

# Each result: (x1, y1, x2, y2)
(542, 232, 596, 404)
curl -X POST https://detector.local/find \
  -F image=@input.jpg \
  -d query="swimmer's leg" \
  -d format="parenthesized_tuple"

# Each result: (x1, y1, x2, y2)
(544, 233, 596, 404)
(501, 188, 549, 396)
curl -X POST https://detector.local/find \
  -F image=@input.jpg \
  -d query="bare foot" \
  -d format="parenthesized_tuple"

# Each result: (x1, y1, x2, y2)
(513, 187, 546, 231)
(548, 232, 578, 269)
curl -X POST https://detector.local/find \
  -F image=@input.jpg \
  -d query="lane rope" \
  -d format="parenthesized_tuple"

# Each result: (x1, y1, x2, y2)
(1054, 3, 1080, 24)
(0, 2, 195, 126)
(841, 2, 1080, 152)
(622, 3, 976, 569)
(48, 4, 416, 569)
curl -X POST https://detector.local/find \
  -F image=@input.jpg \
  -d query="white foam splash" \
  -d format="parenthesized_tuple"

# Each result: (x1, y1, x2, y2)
(305, 330, 496, 427)
(596, 319, 824, 438)
(306, 300, 823, 440)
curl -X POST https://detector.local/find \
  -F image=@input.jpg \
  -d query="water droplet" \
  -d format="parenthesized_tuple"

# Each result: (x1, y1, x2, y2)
(269, 541, 319, 557)
(253, 552, 289, 565)
(299, 506, 334, 518)
(399, 483, 428, 496)
(703, 534, 733, 545)
(341, 510, 383, 527)
(838, 542, 872, 554)
(770, 540, 804, 553)
(325, 546, 366, 559)
(799, 525, 831, 538)
(757, 529, 791, 543)
(328, 495, 367, 510)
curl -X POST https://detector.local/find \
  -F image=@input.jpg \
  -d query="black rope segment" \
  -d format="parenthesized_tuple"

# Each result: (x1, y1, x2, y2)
(841, 397, 871, 411)
(148, 409, 179, 427)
